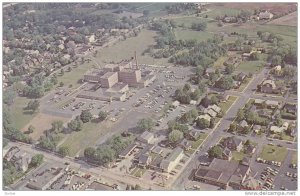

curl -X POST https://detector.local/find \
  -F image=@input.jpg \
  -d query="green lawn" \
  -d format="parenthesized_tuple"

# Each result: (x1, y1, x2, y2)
(219, 96, 238, 113)
(133, 168, 147, 178)
(9, 96, 38, 130)
(236, 77, 252, 92)
(205, 6, 241, 19)
(130, 167, 139, 175)
(291, 152, 297, 165)
(60, 121, 112, 156)
(232, 151, 245, 161)
(174, 28, 214, 42)
(237, 60, 264, 74)
(259, 145, 288, 162)
(213, 56, 227, 69)
(191, 133, 208, 149)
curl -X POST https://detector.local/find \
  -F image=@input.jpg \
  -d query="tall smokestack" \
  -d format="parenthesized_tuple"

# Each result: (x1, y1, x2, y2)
(135, 51, 138, 70)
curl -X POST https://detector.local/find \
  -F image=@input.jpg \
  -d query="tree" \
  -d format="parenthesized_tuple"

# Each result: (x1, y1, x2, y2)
(84, 147, 96, 159)
(67, 118, 82, 131)
(3, 89, 16, 105)
(244, 140, 250, 146)
(26, 100, 40, 112)
(168, 129, 183, 144)
(80, 110, 92, 123)
(30, 154, 44, 167)
(210, 95, 219, 105)
(225, 64, 235, 74)
(67, 67, 72, 72)
(60, 69, 64, 75)
(250, 52, 259, 61)
(137, 118, 154, 132)
(270, 55, 282, 65)
(208, 145, 223, 158)
(143, 10, 150, 17)
(191, 88, 201, 100)
(191, 21, 207, 31)
(216, 76, 234, 90)
(229, 123, 237, 132)
(27, 125, 35, 134)
(183, 83, 191, 92)
(98, 111, 109, 121)
(237, 109, 245, 121)
(59, 82, 64, 87)
(51, 120, 64, 133)
(196, 118, 210, 129)
(58, 146, 70, 157)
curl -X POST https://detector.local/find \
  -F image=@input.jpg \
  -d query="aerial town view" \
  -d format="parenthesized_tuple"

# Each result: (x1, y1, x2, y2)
(2, 2, 298, 193)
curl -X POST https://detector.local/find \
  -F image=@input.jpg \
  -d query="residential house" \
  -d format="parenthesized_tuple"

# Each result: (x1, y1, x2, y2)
(151, 146, 163, 155)
(187, 130, 202, 141)
(259, 10, 274, 20)
(118, 144, 137, 159)
(160, 147, 184, 173)
(4, 146, 20, 161)
(265, 100, 279, 109)
(204, 67, 215, 78)
(270, 126, 283, 133)
(237, 72, 247, 82)
(244, 144, 256, 155)
(233, 81, 241, 89)
(241, 157, 251, 166)
(203, 108, 217, 118)
(179, 139, 192, 151)
(208, 104, 221, 114)
(241, 176, 262, 190)
(137, 131, 154, 144)
(221, 137, 244, 152)
(284, 103, 297, 115)
(239, 120, 249, 131)
(138, 154, 152, 168)
(222, 147, 233, 161)
(254, 99, 265, 106)
(253, 125, 261, 134)
(172, 100, 180, 108)
(259, 80, 277, 94)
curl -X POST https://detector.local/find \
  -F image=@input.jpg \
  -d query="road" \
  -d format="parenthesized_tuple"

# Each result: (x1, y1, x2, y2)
(171, 67, 297, 190)
(8, 141, 164, 190)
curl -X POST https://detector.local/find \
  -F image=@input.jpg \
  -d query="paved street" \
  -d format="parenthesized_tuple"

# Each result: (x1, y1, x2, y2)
(171, 67, 297, 190)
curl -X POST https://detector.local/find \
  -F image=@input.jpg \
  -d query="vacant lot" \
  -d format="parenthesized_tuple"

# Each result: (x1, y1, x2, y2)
(268, 12, 297, 27)
(237, 60, 264, 74)
(59, 120, 114, 156)
(21, 113, 70, 140)
(259, 145, 288, 162)
(9, 96, 38, 130)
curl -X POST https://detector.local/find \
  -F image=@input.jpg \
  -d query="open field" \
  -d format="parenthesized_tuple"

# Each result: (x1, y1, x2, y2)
(174, 28, 214, 42)
(191, 133, 208, 149)
(205, 5, 241, 18)
(95, 29, 171, 66)
(214, 3, 297, 15)
(237, 60, 264, 74)
(21, 113, 70, 140)
(213, 56, 227, 69)
(8, 97, 38, 130)
(59, 120, 113, 156)
(268, 11, 297, 27)
(259, 145, 288, 162)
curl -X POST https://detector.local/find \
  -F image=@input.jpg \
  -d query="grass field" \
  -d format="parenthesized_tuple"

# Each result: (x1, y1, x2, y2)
(21, 113, 70, 140)
(205, 6, 242, 19)
(219, 96, 238, 113)
(174, 28, 214, 42)
(237, 60, 264, 74)
(9, 97, 38, 130)
(259, 145, 288, 162)
(60, 120, 113, 156)
(232, 151, 245, 161)
(95, 29, 171, 66)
